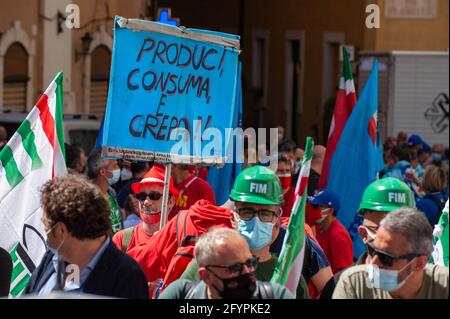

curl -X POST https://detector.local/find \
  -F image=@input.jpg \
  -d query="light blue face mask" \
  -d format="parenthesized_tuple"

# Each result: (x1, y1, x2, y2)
(235, 214, 274, 250)
(107, 169, 121, 185)
(367, 260, 414, 292)
(431, 153, 442, 162)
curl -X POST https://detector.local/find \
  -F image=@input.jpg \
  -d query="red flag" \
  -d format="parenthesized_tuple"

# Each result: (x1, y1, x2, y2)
(318, 47, 357, 189)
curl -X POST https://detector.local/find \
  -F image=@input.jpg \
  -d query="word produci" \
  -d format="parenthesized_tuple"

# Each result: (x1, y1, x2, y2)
(126, 37, 227, 104)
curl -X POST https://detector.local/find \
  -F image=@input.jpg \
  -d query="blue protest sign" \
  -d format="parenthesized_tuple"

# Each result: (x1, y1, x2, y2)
(102, 17, 240, 164)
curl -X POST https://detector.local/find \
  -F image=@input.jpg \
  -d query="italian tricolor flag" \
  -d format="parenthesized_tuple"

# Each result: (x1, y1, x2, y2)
(0, 72, 66, 297)
(271, 137, 313, 296)
(319, 47, 356, 189)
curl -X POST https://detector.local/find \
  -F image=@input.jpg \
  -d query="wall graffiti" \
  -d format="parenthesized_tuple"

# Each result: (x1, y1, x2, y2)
(424, 93, 449, 134)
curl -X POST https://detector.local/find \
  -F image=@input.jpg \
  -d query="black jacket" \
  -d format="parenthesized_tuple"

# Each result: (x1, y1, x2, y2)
(24, 239, 149, 299)
(0, 247, 12, 297)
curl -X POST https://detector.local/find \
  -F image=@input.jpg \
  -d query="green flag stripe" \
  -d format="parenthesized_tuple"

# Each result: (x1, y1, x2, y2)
(10, 274, 30, 297)
(54, 72, 66, 160)
(9, 248, 18, 263)
(342, 47, 353, 81)
(0, 145, 24, 187)
(17, 119, 43, 171)
(11, 261, 25, 282)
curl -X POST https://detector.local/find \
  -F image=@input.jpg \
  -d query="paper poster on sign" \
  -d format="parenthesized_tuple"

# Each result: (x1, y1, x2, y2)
(101, 16, 240, 164)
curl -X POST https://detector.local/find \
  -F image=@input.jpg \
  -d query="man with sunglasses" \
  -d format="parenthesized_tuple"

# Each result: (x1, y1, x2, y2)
(160, 227, 294, 299)
(356, 177, 416, 264)
(112, 165, 179, 253)
(179, 165, 310, 298)
(333, 208, 448, 299)
(319, 177, 417, 298)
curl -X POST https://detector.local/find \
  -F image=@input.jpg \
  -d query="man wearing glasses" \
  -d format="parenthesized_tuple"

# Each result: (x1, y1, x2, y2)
(160, 227, 294, 299)
(356, 177, 416, 264)
(179, 165, 310, 298)
(320, 177, 417, 298)
(332, 208, 449, 299)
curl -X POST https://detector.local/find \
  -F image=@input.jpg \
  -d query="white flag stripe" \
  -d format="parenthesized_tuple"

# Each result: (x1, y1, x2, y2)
(47, 89, 66, 177)
(10, 260, 30, 289)
(11, 135, 33, 179)
(0, 162, 11, 201)
(338, 77, 345, 90)
(285, 247, 305, 295)
(345, 79, 356, 94)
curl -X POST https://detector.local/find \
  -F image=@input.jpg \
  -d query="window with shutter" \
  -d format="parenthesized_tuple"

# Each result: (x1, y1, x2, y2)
(90, 45, 111, 118)
(3, 43, 28, 112)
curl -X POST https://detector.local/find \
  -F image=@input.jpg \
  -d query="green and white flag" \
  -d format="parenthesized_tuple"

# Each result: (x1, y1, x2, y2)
(271, 137, 314, 296)
(0, 72, 66, 297)
(431, 200, 449, 267)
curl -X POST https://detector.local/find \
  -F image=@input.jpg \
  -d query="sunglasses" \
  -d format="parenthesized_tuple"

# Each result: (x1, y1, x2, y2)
(236, 207, 279, 223)
(363, 225, 379, 233)
(206, 256, 259, 275)
(366, 242, 418, 267)
(135, 191, 163, 202)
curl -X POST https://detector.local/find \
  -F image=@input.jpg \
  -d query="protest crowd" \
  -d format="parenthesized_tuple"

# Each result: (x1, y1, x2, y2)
(1, 121, 448, 299)
(0, 17, 448, 302)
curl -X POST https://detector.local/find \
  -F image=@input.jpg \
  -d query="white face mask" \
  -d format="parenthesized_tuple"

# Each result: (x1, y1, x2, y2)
(46, 224, 65, 256)
(120, 168, 133, 181)
(367, 259, 415, 292)
(315, 208, 331, 224)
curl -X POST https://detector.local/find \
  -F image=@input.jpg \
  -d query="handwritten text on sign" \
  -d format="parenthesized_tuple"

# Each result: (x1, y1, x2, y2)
(102, 17, 239, 163)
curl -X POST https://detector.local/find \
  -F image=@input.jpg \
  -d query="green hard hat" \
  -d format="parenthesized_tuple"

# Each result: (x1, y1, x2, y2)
(358, 177, 415, 214)
(230, 165, 284, 205)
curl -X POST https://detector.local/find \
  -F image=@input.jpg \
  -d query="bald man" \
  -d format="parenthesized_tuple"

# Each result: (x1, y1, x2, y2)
(159, 227, 294, 299)
(308, 145, 326, 196)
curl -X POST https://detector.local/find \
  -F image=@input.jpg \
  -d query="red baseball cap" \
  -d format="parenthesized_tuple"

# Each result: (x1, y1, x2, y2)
(131, 165, 179, 198)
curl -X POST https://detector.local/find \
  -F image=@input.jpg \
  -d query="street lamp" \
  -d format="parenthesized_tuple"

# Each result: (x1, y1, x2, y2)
(75, 32, 93, 62)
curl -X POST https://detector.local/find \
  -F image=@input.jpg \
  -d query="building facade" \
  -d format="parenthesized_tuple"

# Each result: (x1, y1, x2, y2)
(0, 0, 448, 146)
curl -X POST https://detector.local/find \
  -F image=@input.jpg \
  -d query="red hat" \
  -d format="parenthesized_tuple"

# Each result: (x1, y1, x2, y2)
(131, 166, 179, 198)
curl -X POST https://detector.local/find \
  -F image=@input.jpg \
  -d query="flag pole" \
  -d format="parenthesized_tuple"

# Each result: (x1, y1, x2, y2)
(159, 163, 172, 230)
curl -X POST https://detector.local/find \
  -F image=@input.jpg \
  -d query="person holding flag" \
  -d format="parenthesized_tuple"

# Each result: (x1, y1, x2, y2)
(270, 137, 316, 297)
(179, 165, 311, 298)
